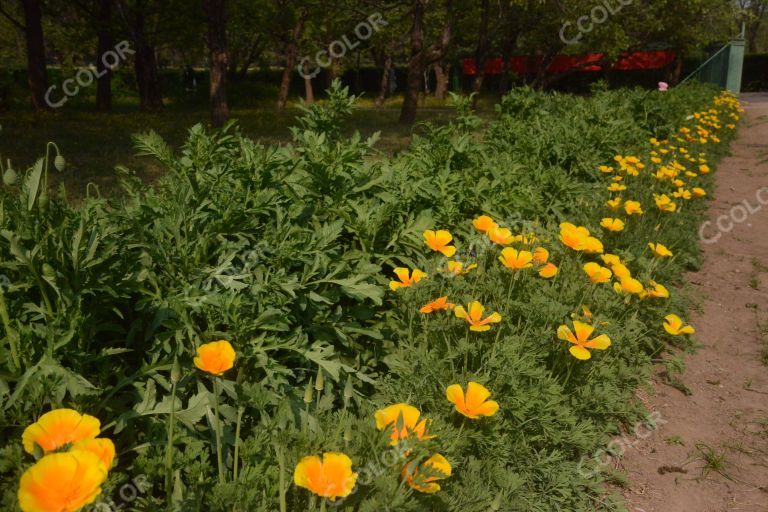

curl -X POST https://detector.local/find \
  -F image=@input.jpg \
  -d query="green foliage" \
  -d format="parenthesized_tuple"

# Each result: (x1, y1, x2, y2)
(0, 81, 739, 510)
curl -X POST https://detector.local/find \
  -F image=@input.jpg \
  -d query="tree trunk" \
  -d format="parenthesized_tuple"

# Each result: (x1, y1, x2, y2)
(276, 12, 305, 111)
(375, 53, 392, 106)
(21, 0, 48, 111)
(666, 50, 684, 85)
(433, 61, 449, 100)
(399, 0, 452, 124)
(470, 0, 490, 108)
(205, 0, 229, 127)
(303, 62, 314, 104)
(133, 10, 163, 111)
(95, 0, 113, 112)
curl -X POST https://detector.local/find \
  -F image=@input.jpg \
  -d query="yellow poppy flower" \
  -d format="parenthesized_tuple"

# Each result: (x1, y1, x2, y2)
(663, 314, 695, 335)
(654, 194, 677, 212)
(453, 301, 502, 332)
(22, 409, 101, 456)
(538, 263, 559, 278)
(472, 215, 498, 233)
(624, 201, 644, 215)
(559, 223, 589, 251)
(605, 197, 623, 210)
(374, 404, 430, 445)
(487, 227, 514, 245)
(403, 454, 452, 493)
(419, 296, 455, 314)
(673, 188, 692, 200)
(613, 276, 644, 295)
(608, 183, 627, 192)
(70, 438, 116, 471)
(610, 263, 631, 279)
(532, 247, 549, 264)
(445, 382, 499, 419)
(444, 261, 477, 276)
(692, 187, 707, 198)
(583, 237, 604, 254)
(601, 254, 622, 266)
(18, 451, 108, 512)
(648, 243, 673, 258)
(600, 218, 625, 232)
(557, 321, 612, 360)
(642, 281, 669, 299)
(194, 340, 236, 376)
(294, 452, 357, 501)
(583, 262, 612, 283)
(499, 248, 533, 270)
(423, 230, 456, 257)
(599, 165, 614, 173)
(699, 164, 710, 174)
(389, 267, 427, 291)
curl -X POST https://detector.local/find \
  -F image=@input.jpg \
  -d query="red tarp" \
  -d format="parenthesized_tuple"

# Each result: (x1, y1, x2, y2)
(462, 51, 676, 75)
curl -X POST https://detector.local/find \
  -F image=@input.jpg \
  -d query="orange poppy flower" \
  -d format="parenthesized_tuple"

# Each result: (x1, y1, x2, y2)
(487, 226, 514, 245)
(532, 247, 549, 264)
(374, 404, 430, 445)
(605, 197, 623, 210)
(472, 215, 498, 233)
(624, 201, 644, 215)
(453, 301, 502, 332)
(403, 454, 452, 493)
(600, 218, 625, 232)
(601, 254, 622, 266)
(194, 340, 236, 376)
(419, 296, 455, 314)
(648, 243, 673, 258)
(538, 263, 559, 278)
(663, 314, 695, 335)
(642, 280, 670, 299)
(445, 382, 499, 419)
(498, 248, 533, 270)
(583, 237, 604, 254)
(22, 409, 101, 456)
(423, 230, 457, 257)
(293, 452, 357, 502)
(559, 223, 589, 251)
(18, 451, 108, 512)
(444, 261, 477, 276)
(70, 438, 116, 471)
(557, 321, 612, 360)
(613, 276, 644, 295)
(389, 267, 427, 291)
(583, 262, 612, 283)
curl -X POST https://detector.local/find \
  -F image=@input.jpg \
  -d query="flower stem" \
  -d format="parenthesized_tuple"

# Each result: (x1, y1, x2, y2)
(233, 406, 244, 482)
(213, 378, 225, 484)
(165, 378, 178, 507)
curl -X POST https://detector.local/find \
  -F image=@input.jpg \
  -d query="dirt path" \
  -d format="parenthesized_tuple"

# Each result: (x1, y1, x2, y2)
(620, 93, 768, 512)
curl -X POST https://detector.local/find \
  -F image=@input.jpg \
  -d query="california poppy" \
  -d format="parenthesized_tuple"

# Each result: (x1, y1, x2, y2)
(18, 451, 108, 512)
(472, 215, 498, 233)
(423, 230, 457, 257)
(403, 454, 452, 493)
(70, 438, 116, 471)
(374, 403, 430, 445)
(624, 201, 644, 215)
(498, 248, 533, 270)
(445, 382, 499, 419)
(613, 276, 644, 295)
(419, 296, 455, 314)
(22, 409, 101, 456)
(453, 302, 502, 332)
(583, 262, 612, 283)
(557, 321, 612, 360)
(194, 340, 236, 376)
(487, 227, 514, 246)
(444, 261, 477, 276)
(600, 218, 625, 232)
(663, 314, 695, 335)
(293, 452, 357, 501)
(559, 223, 589, 251)
(538, 263, 559, 278)
(389, 267, 427, 291)
(532, 247, 549, 264)
(648, 243, 673, 258)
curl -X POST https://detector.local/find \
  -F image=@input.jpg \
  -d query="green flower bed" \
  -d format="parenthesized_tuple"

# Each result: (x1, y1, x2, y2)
(0, 82, 742, 511)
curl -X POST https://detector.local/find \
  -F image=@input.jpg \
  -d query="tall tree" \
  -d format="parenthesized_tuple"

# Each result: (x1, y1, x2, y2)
(18, 0, 49, 110)
(95, 0, 114, 111)
(275, 2, 306, 111)
(399, 0, 452, 124)
(117, 0, 163, 110)
(204, 0, 228, 126)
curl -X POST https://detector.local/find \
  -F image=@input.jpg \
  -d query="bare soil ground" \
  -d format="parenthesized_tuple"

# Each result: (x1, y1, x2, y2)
(619, 93, 768, 512)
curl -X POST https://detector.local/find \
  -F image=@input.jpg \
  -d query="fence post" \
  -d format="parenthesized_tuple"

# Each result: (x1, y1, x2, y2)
(726, 39, 745, 94)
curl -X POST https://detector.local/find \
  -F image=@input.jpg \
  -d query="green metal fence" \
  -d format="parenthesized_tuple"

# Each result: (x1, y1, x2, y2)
(682, 30, 745, 93)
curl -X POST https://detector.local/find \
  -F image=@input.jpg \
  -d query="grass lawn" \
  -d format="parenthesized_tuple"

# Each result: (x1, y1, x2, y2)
(0, 95, 499, 201)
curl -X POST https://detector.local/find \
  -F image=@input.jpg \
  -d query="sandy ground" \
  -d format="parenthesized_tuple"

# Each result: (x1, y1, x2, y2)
(620, 93, 768, 512)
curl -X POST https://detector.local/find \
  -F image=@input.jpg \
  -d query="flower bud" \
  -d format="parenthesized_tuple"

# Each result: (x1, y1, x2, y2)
(3, 167, 17, 186)
(54, 155, 66, 172)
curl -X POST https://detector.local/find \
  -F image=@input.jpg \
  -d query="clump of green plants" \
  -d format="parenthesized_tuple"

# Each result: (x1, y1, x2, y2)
(0, 81, 742, 511)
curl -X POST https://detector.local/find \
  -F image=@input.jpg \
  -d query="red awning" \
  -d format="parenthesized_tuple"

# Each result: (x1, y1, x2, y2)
(462, 51, 676, 76)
